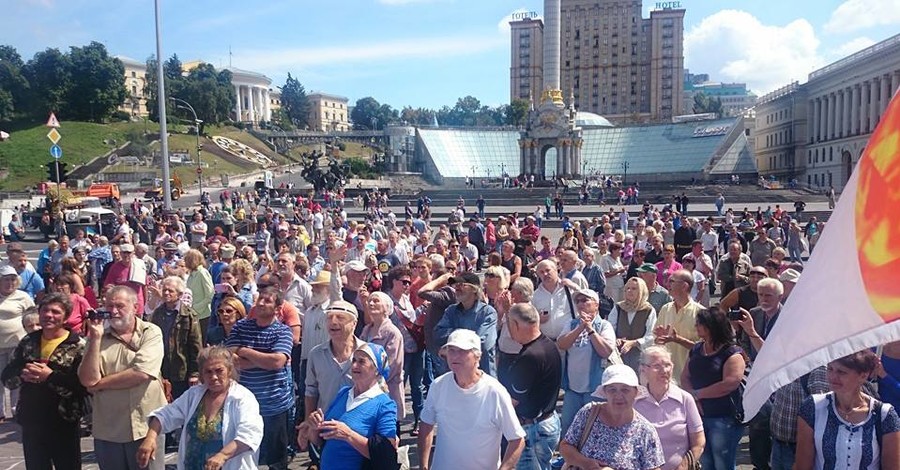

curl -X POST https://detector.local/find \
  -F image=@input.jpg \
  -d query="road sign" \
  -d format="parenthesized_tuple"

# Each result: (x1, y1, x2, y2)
(47, 128, 61, 144)
(46, 113, 60, 128)
(50, 144, 62, 159)
(196, 167, 203, 174)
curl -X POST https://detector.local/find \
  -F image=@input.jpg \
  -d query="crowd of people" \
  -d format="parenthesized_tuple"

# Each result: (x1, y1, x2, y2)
(0, 185, 897, 470)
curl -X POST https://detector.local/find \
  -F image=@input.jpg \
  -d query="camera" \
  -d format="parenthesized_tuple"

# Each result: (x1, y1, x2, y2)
(88, 309, 112, 321)
(727, 307, 743, 321)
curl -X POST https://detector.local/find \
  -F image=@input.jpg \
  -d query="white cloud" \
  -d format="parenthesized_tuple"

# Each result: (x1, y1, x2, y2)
(497, 8, 539, 34)
(234, 34, 507, 73)
(824, 0, 900, 34)
(684, 10, 822, 95)
(377, 0, 440, 5)
(833, 36, 876, 58)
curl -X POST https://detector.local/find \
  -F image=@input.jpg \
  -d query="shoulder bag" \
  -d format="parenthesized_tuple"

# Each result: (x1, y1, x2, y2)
(560, 404, 603, 470)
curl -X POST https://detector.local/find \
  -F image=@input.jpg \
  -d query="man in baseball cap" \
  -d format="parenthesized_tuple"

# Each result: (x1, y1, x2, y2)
(435, 271, 498, 376)
(419, 327, 526, 470)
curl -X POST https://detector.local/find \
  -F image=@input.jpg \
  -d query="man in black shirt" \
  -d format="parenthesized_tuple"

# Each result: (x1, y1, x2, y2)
(503, 303, 562, 470)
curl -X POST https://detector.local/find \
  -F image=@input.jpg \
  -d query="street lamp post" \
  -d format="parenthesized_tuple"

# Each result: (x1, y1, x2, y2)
(170, 97, 203, 201)
(621, 161, 630, 187)
(154, 0, 173, 210)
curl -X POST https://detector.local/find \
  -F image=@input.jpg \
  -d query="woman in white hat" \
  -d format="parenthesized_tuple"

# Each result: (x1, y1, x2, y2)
(559, 363, 665, 470)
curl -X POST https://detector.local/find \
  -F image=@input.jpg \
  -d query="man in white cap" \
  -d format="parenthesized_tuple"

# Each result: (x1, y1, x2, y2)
(418, 328, 525, 470)
(778, 268, 800, 301)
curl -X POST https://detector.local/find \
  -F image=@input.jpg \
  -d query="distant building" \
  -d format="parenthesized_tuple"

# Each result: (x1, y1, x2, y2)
(509, 17, 545, 105)
(684, 81, 758, 117)
(756, 33, 900, 190)
(307, 93, 350, 132)
(510, 0, 686, 124)
(117, 56, 149, 117)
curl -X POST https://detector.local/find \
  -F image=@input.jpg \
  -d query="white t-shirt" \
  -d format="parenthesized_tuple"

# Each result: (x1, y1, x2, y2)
(599, 254, 625, 290)
(421, 372, 525, 470)
(312, 212, 324, 230)
(190, 221, 207, 243)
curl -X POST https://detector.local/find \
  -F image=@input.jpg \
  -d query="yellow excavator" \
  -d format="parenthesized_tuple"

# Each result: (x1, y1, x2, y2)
(144, 174, 183, 201)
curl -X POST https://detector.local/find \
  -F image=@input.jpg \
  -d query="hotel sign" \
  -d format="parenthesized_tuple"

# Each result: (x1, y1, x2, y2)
(512, 11, 539, 20)
(693, 125, 730, 138)
(653, 1, 682, 9)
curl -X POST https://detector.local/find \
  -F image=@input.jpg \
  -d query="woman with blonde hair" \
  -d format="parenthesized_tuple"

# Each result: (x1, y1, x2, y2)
(608, 277, 658, 373)
(207, 296, 246, 346)
(184, 249, 214, 342)
(634, 346, 705, 470)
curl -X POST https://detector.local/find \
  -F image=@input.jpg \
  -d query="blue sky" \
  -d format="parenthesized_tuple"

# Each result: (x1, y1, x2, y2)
(3, 0, 900, 109)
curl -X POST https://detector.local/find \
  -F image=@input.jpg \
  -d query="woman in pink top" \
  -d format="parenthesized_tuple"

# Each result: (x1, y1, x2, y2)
(655, 245, 683, 290)
(634, 346, 706, 470)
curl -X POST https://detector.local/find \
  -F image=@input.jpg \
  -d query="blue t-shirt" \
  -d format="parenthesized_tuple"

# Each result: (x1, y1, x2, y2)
(225, 318, 294, 416)
(320, 386, 397, 469)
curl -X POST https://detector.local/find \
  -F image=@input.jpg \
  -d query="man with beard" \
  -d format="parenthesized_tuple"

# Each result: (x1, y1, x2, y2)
(78, 286, 167, 470)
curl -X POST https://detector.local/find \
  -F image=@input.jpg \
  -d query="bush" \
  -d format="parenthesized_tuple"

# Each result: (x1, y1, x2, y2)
(337, 142, 346, 151)
(113, 111, 132, 122)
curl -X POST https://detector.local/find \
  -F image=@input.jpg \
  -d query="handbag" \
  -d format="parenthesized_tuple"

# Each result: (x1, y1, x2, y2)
(684, 449, 702, 470)
(560, 404, 602, 470)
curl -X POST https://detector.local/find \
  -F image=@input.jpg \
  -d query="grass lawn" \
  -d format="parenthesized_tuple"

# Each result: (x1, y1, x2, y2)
(0, 120, 159, 191)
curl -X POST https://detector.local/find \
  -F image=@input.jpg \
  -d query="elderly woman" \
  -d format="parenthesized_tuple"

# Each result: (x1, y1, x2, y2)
(681, 309, 746, 470)
(51, 273, 90, 336)
(656, 245, 683, 290)
(360, 292, 405, 426)
(0, 265, 35, 422)
(635, 346, 705, 470)
(495, 276, 534, 381)
(303, 343, 399, 469)
(794, 349, 900, 470)
(207, 296, 246, 346)
(150, 276, 203, 400)
(137, 346, 264, 470)
(184, 249, 214, 342)
(1, 293, 87, 469)
(210, 264, 254, 331)
(600, 242, 627, 301)
(608, 277, 658, 373)
(560, 364, 665, 470)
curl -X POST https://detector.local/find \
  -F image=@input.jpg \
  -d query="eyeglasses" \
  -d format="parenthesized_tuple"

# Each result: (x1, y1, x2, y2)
(641, 362, 673, 372)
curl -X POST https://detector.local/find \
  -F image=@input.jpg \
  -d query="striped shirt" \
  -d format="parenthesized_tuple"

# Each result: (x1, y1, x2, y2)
(226, 318, 294, 416)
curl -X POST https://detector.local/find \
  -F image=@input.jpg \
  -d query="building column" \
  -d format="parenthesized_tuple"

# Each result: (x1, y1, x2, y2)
(808, 99, 816, 143)
(851, 85, 860, 136)
(264, 89, 271, 121)
(894, 71, 900, 95)
(234, 85, 242, 122)
(814, 98, 821, 141)
(868, 80, 878, 132)
(881, 74, 891, 117)
(818, 97, 826, 141)
(247, 86, 255, 123)
(834, 91, 843, 138)
(824, 94, 831, 140)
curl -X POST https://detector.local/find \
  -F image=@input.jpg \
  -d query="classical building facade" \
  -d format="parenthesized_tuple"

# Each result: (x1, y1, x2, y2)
(307, 93, 350, 132)
(754, 82, 807, 180)
(756, 33, 900, 190)
(510, 0, 685, 124)
(117, 56, 149, 117)
(229, 67, 273, 124)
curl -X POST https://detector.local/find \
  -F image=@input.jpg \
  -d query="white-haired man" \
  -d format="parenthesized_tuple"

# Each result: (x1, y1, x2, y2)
(418, 329, 525, 470)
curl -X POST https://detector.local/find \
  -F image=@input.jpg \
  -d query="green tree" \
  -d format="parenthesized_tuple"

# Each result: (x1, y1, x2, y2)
(0, 45, 28, 122)
(452, 95, 482, 126)
(175, 63, 234, 133)
(145, 54, 185, 124)
(22, 48, 72, 115)
(692, 92, 723, 116)
(66, 41, 125, 122)
(351, 97, 382, 130)
(505, 98, 529, 127)
(278, 73, 309, 129)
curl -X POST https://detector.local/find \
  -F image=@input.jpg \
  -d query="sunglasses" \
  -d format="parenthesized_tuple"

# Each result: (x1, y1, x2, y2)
(217, 308, 237, 314)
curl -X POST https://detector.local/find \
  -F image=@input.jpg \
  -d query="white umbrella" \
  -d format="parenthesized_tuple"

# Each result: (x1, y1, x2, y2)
(0, 131, 9, 141)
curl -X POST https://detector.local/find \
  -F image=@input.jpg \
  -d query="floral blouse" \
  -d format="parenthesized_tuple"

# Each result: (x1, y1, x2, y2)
(563, 403, 665, 470)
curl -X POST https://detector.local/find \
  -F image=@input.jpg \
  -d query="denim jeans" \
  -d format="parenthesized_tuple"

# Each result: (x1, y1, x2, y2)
(700, 416, 745, 470)
(788, 246, 803, 263)
(560, 390, 598, 438)
(770, 439, 796, 470)
(405, 350, 425, 421)
(517, 412, 561, 470)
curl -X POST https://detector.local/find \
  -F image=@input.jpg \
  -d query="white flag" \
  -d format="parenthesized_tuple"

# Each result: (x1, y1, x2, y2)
(742, 91, 900, 419)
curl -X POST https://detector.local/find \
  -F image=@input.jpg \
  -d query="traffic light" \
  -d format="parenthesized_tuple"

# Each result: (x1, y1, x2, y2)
(46, 160, 58, 181)
(46, 161, 68, 182)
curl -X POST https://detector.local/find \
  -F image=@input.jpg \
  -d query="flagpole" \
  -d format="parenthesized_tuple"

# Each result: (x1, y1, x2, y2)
(154, 0, 172, 211)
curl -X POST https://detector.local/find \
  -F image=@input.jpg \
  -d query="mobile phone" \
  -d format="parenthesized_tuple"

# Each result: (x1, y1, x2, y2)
(88, 309, 112, 321)
(728, 307, 743, 321)
(214, 283, 231, 294)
